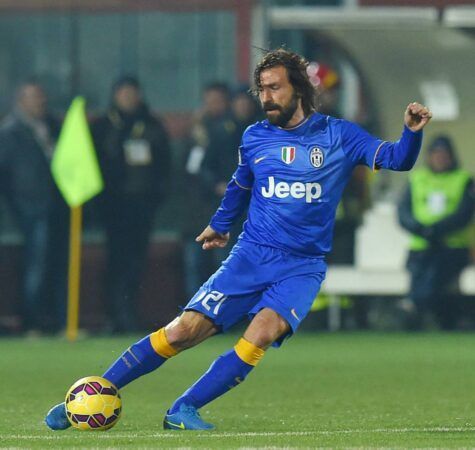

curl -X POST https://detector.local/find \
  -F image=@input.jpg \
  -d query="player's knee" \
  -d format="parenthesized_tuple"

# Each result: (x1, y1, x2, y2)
(165, 312, 214, 350)
(245, 309, 290, 349)
(255, 325, 287, 348)
(165, 319, 197, 350)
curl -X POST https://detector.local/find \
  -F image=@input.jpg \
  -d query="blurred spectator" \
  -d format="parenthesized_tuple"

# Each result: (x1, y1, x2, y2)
(231, 85, 261, 137)
(308, 61, 371, 329)
(398, 135, 475, 330)
(183, 82, 240, 298)
(0, 81, 68, 334)
(307, 61, 340, 118)
(92, 76, 171, 333)
(309, 62, 369, 264)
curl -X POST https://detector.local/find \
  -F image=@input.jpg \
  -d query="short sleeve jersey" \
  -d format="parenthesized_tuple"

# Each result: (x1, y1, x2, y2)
(233, 112, 384, 257)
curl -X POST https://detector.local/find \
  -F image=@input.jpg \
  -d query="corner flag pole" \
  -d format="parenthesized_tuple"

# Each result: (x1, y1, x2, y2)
(51, 97, 103, 342)
(66, 205, 83, 342)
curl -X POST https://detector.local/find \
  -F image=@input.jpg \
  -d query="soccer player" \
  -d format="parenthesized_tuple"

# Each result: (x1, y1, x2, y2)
(46, 49, 432, 431)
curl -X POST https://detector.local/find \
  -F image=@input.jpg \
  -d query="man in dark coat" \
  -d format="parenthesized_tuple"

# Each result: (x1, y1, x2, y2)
(182, 83, 240, 298)
(92, 76, 171, 333)
(0, 81, 68, 334)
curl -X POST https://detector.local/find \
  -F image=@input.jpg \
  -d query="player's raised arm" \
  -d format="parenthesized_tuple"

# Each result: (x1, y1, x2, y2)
(374, 102, 432, 171)
(340, 102, 432, 172)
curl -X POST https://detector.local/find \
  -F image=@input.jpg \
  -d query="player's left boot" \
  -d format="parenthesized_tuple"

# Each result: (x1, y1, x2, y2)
(45, 402, 71, 430)
(163, 403, 215, 430)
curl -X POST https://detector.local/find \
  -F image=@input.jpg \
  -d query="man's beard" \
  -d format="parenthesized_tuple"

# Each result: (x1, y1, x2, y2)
(263, 94, 299, 127)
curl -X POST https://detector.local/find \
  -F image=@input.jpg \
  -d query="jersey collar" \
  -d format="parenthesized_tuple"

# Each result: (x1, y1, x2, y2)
(264, 112, 321, 133)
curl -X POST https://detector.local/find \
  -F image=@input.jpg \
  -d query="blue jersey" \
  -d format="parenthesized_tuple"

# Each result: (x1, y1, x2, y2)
(210, 112, 422, 258)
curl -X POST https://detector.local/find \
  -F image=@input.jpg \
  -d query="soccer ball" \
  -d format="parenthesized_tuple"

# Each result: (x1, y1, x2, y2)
(65, 376, 122, 430)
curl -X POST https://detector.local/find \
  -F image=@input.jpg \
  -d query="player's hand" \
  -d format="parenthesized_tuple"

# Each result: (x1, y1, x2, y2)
(195, 225, 230, 250)
(404, 102, 432, 132)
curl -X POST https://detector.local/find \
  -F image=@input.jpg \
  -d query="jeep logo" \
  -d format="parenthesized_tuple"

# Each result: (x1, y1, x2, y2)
(261, 176, 322, 203)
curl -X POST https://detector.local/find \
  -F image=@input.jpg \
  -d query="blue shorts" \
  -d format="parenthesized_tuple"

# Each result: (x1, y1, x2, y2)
(184, 240, 326, 346)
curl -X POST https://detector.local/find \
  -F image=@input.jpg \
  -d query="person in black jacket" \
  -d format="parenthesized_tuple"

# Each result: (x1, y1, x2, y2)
(0, 81, 68, 334)
(231, 85, 261, 143)
(182, 83, 241, 298)
(398, 136, 475, 329)
(93, 76, 171, 333)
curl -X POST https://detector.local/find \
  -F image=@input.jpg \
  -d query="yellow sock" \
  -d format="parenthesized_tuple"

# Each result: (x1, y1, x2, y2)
(150, 328, 178, 359)
(234, 337, 265, 366)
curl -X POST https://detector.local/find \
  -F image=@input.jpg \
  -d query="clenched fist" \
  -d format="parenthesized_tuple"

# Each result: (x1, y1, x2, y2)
(405, 102, 432, 132)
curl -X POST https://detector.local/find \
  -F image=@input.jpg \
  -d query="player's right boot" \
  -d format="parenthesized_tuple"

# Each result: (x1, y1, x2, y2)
(45, 402, 71, 430)
(163, 404, 215, 430)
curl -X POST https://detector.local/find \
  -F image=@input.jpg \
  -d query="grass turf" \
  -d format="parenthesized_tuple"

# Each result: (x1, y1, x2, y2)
(1, 332, 474, 448)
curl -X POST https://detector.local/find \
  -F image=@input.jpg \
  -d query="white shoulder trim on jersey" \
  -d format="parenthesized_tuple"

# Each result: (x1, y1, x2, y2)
(372, 141, 386, 172)
(234, 178, 252, 190)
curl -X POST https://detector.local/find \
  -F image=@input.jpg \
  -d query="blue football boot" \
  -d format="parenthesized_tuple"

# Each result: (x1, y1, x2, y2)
(45, 402, 71, 430)
(163, 404, 215, 430)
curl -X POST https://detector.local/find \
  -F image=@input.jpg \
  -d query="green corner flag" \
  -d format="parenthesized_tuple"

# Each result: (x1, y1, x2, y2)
(52, 96, 103, 207)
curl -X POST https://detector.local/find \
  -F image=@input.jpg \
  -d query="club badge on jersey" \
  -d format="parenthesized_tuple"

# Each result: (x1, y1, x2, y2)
(310, 147, 324, 168)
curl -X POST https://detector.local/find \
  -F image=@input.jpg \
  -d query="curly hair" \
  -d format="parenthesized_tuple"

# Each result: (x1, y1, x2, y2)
(252, 48, 317, 116)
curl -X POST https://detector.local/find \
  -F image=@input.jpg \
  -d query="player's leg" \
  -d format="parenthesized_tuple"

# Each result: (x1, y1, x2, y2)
(164, 270, 325, 431)
(164, 308, 288, 430)
(102, 311, 218, 388)
(45, 312, 217, 430)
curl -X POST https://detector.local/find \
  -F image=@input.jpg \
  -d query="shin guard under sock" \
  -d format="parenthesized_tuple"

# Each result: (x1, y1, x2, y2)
(169, 338, 265, 413)
(103, 328, 178, 389)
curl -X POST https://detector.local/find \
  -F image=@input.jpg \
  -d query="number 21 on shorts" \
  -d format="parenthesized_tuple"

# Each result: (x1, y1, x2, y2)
(196, 290, 227, 316)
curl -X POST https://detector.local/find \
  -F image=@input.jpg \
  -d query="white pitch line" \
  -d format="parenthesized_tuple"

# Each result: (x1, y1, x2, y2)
(5, 427, 475, 440)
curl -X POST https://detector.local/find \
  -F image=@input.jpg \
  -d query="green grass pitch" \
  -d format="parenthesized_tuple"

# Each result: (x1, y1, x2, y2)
(1, 332, 474, 448)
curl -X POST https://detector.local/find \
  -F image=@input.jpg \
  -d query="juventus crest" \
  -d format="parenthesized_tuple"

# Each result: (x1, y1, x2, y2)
(310, 147, 324, 168)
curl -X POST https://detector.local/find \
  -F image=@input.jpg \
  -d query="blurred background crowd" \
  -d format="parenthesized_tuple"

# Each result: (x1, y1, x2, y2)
(0, 0, 474, 337)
